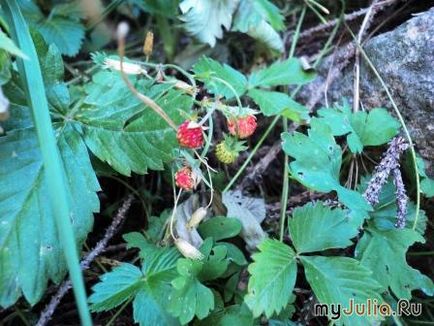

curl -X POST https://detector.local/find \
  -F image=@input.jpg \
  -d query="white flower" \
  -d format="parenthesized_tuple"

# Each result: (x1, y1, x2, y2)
(103, 58, 146, 75)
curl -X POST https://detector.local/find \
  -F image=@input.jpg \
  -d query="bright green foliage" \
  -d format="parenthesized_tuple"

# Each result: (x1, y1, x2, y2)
(76, 71, 192, 175)
(198, 216, 242, 241)
(0, 30, 27, 58)
(198, 303, 254, 325)
(90, 246, 180, 325)
(0, 125, 100, 307)
(199, 245, 230, 281)
(315, 103, 400, 153)
(245, 239, 297, 318)
(19, 1, 85, 56)
(355, 227, 434, 299)
(219, 242, 248, 266)
(179, 0, 239, 47)
(416, 156, 434, 197)
(248, 89, 309, 122)
(232, 0, 284, 51)
(168, 258, 215, 324)
(288, 202, 359, 253)
(193, 56, 247, 98)
(248, 58, 316, 87)
(281, 120, 371, 224)
(89, 263, 143, 312)
(301, 256, 383, 326)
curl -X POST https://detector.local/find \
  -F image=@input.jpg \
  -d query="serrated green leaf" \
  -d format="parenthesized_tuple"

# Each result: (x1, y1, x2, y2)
(301, 256, 383, 325)
(355, 227, 434, 299)
(168, 258, 215, 324)
(232, 0, 284, 51)
(133, 290, 179, 326)
(248, 58, 316, 88)
(248, 88, 309, 122)
(315, 103, 400, 153)
(0, 30, 27, 58)
(123, 232, 150, 251)
(0, 124, 100, 307)
(198, 216, 242, 241)
(288, 202, 359, 253)
(193, 56, 247, 98)
(245, 239, 297, 318)
(281, 121, 371, 225)
(75, 71, 192, 176)
(179, 0, 239, 47)
(89, 263, 143, 312)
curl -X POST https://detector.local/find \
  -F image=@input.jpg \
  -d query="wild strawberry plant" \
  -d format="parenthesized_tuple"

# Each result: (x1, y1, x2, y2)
(0, 0, 433, 325)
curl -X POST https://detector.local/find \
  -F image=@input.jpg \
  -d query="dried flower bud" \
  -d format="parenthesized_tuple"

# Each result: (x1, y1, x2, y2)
(174, 80, 196, 95)
(392, 168, 408, 229)
(175, 238, 204, 260)
(103, 58, 146, 75)
(143, 31, 154, 58)
(187, 207, 207, 230)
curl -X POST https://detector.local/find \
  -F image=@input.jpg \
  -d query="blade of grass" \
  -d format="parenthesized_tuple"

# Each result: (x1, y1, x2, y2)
(2, 1, 92, 324)
(280, 6, 307, 242)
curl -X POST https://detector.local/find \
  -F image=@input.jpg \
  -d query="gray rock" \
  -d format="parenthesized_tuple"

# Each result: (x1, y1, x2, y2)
(301, 9, 434, 174)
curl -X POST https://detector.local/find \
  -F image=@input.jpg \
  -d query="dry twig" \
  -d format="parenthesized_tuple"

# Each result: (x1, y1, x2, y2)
(36, 195, 134, 326)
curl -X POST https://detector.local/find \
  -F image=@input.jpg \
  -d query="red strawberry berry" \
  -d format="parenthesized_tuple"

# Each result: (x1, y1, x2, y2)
(177, 120, 204, 148)
(175, 167, 196, 191)
(227, 115, 257, 139)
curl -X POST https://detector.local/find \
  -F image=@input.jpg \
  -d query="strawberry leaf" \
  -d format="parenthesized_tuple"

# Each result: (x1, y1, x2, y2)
(245, 239, 297, 318)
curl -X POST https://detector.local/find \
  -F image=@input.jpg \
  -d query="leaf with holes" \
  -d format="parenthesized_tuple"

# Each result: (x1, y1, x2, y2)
(245, 239, 297, 318)
(281, 120, 371, 225)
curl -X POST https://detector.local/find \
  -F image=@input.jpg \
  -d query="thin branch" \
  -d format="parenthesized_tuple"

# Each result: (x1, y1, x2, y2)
(36, 195, 134, 326)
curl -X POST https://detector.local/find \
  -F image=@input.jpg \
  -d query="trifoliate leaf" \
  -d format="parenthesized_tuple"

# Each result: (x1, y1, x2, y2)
(20, 1, 85, 56)
(0, 30, 27, 58)
(198, 216, 242, 241)
(0, 124, 100, 307)
(355, 227, 434, 300)
(193, 56, 247, 98)
(281, 121, 371, 226)
(248, 58, 316, 88)
(168, 258, 214, 324)
(179, 0, 240, 47)
(245, 239, 297, 318)
(89, 263, 144, 312)
(315, 103, 400, 153)
(222, 191, 267, 251)
(288, 202, 360, 253)
(301, 256, 383, 325)
(75, 71, 192, 176)
(247, 88, 309, 122)
(134, 247, 181, 326)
